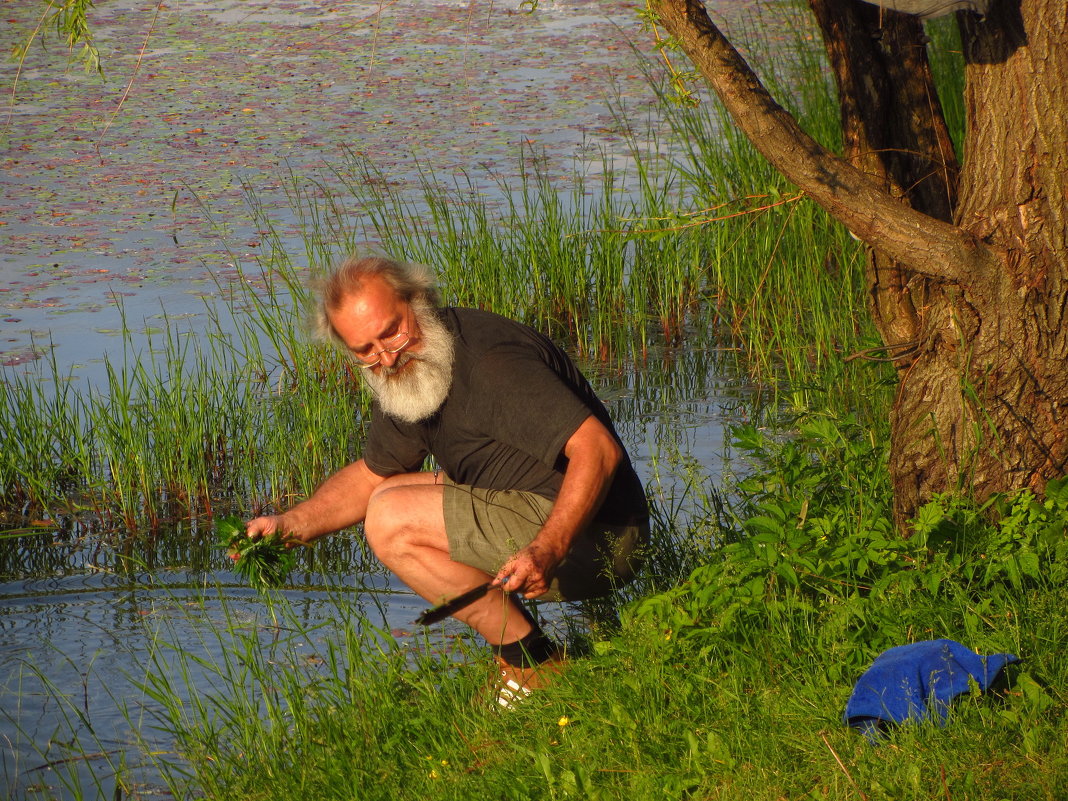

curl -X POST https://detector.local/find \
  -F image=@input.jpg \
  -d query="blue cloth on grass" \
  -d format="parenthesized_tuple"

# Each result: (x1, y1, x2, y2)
(844, 639, 1018, 742)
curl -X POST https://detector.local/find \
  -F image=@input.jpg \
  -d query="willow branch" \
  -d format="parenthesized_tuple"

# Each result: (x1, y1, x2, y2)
(652, 0, 995, 284)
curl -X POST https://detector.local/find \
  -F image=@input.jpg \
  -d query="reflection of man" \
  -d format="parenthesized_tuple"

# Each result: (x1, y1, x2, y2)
(247, 255, 649, 707)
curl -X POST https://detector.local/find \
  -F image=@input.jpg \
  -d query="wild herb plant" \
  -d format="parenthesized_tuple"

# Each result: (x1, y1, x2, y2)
(630, 409, 1068, 678)
(216, 514, 296, 590)
(911, 477, 1068, 593)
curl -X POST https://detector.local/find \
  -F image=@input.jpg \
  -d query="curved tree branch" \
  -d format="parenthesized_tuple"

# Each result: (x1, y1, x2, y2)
(652, 0, 994, 284)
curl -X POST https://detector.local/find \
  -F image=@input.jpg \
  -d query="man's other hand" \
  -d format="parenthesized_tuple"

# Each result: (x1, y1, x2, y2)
(494, 542, 563, 599)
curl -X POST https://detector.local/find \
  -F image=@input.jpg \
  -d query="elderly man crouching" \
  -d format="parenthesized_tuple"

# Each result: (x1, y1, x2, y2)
(246, 255, 649, 707)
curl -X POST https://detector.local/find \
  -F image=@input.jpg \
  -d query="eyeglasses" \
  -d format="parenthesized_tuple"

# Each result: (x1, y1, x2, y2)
(355, 330, 410, 369)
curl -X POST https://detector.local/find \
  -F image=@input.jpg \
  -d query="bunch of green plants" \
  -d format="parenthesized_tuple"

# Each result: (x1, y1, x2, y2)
(216, 514, 296, 590)
(912, 477, 1068, 593)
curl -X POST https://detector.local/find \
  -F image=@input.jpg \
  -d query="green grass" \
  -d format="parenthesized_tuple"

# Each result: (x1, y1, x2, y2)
(94, 410, 1062, 801)
(116, 438, 1067, 801)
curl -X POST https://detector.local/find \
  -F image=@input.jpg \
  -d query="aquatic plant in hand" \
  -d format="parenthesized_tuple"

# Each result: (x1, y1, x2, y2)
(217, 515, 296, 590)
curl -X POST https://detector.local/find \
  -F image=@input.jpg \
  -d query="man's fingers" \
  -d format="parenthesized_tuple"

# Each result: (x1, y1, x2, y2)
(521, 577, 547, 600)
(496, 558, 535, 592)
(500, 567, 526, 589)
(495, 545, 556, 598)
(493, 559, 517, 586)
(245, 515, 283, 539)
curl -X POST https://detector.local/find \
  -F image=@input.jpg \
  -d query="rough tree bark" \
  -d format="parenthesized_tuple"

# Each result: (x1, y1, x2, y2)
(651, 0, 1068, 529)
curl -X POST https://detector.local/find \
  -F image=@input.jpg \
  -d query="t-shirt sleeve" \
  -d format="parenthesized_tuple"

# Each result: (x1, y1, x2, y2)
(362, 404, 429, 477)
(465, 343, 592, 466)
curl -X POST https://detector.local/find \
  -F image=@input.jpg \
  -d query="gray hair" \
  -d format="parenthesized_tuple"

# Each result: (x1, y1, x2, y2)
(310, 255, 440, 343)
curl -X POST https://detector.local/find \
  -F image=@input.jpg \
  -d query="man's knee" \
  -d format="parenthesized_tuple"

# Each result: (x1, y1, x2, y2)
(363, 483, 408, 551)
(363, 474, 444, 555)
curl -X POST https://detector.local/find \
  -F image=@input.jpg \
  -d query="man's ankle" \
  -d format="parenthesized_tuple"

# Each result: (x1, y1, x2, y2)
(493, 629, 559, 668)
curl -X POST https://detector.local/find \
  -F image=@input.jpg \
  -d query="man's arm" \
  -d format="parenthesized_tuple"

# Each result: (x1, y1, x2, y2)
(245, 458, 386, 545)
(493, 414, 622, 599)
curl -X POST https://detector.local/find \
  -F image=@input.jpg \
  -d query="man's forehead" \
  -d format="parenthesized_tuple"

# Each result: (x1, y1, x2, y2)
(326, 276, 407, 348)
(344, 277, 403, 317)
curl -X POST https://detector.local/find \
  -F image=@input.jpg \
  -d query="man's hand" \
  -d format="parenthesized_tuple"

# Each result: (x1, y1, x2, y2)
(245, 515, 306, 548)
(492, 416, 622, 600)
(494, 541, 565, 600)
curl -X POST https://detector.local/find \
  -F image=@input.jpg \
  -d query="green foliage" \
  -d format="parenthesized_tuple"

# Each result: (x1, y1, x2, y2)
(11, 0, 102, 75)
(913, 476, 1068, 593)
(629, 411, 1068, 677)
(217, 514, 296, 590)
(130, 564, 1068, 801)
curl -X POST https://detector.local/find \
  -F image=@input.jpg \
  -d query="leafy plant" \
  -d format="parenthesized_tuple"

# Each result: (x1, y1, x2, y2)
(628, 410, 1068, 676)
(11, 0, 102, 75)
(912, 475, 1068, 592)
(216, 515, 296, 590)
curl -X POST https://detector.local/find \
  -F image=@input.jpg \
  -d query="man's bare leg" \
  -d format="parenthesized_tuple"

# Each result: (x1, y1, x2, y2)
(362, 472, 532, 645)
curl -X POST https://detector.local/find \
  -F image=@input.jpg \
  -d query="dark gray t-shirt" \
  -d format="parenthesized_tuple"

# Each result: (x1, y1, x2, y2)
(362, 307, 647, 525)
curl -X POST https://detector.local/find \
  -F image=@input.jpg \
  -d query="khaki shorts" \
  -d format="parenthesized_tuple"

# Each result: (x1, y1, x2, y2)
(441, 475, 649, 602)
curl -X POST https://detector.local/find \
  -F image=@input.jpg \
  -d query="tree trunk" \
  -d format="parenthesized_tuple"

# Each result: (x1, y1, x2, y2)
(651, 0, 1068, 529)
(808, 0, 959, 353)
(889, 0, 1068, 524)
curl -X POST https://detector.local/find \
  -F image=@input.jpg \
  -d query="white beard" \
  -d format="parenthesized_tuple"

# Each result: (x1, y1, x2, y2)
(361, 303, 455, 424)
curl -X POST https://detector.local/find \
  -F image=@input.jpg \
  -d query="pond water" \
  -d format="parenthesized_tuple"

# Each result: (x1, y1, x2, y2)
(1, 1, 765, 798)
(2, 0, 673, 372)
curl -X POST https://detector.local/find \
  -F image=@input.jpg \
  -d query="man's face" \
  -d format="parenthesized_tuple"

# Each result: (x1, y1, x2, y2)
(328, 276, 454, 423)
(329, 275, 417, 370)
